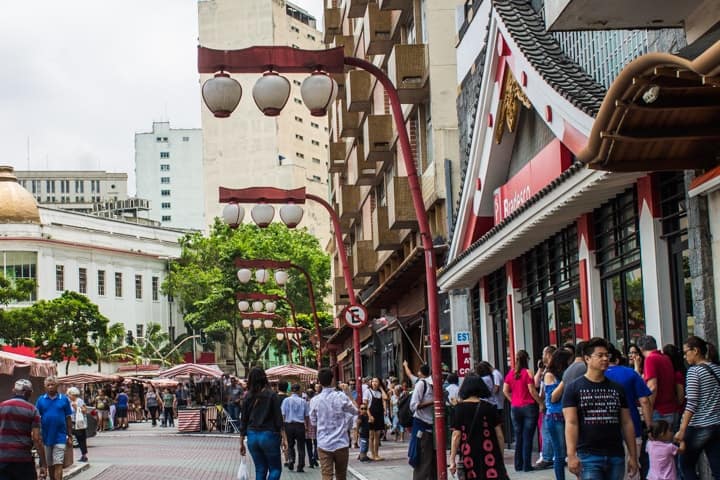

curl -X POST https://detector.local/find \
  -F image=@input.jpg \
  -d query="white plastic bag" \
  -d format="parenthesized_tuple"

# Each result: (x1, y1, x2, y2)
(236, 455, 249, 480)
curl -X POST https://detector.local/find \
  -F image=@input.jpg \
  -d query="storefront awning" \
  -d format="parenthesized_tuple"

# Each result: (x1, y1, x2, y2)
(578, 41, 720, 172)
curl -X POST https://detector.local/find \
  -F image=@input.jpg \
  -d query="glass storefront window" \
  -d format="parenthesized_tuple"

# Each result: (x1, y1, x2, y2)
(1, 251, 38, 301)
(486, 268, 509, 372)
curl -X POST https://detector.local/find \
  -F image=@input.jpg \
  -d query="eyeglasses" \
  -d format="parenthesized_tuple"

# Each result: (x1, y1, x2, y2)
(589, 353, 610, 359)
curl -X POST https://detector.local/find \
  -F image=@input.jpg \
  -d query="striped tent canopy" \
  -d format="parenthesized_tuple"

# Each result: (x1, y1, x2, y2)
(159, 363, 224, 379)
(57, 372, 122, 385)
(122, 377, 179, 389)
(265, 364, 318, 385)
(0, 350, 56, 377)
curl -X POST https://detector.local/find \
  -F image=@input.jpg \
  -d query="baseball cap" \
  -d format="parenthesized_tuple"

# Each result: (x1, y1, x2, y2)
(14, 379, 33, 393)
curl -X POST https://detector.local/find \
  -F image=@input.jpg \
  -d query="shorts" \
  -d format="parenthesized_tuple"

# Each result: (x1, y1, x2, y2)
(116, 407, 128, 418)
(44, 443, 66, 466)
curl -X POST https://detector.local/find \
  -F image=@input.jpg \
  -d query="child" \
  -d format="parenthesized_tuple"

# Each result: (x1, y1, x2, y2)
(646, 420, 680, 480)
(357, 405, 371, 462)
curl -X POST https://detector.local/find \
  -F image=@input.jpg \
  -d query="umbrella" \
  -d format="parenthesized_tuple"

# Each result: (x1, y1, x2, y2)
(159, 363, 224, 379)
(265, 364, 318, 385)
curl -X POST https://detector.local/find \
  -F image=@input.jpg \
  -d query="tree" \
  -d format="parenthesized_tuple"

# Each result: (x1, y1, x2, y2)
(165, 220, 332, 372)
(0, 272, 38, 346)
(91, 322, 128, 373)
(31, 291, 110, 375)
(0, 272, 35, 306)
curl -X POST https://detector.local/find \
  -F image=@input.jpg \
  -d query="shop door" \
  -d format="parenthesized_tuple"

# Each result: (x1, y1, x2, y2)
(530, 306, 549, 369)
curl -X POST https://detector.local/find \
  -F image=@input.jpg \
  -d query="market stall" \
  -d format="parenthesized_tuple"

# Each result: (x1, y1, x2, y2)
(159, 363, 224, 432)
(265, 364, 318, 386)
(0, 349, 56, 403)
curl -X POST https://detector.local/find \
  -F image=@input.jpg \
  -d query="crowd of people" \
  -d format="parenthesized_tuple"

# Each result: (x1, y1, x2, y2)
(1, 333, 719, 480)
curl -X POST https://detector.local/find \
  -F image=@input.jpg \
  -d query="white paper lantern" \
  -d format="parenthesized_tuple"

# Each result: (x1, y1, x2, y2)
(252, 71, 291, 116)
(301, 71, 338, 116)
(252, 301, 264, 312)
(202, 73, 242, 118)
(241, 319, 252, 328)
(279, 204, 304, 228)
(263, 319, 274, 329)
(251, 204, 275, 227)
(274, 270, 289, 286)
(252, 319, 263, 329)
(276, 332, 285, 341)
(237, 268, 252, 284)
(238, 300, 250, 312)
(255, 269, 269, 284)
(222, 203, 244, 228)
(265, 301, 277, 313)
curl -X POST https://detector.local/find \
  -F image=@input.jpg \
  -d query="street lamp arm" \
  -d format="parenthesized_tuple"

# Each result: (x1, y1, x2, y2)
(162, 335, 200, 361)
(198, 46, 346, 75)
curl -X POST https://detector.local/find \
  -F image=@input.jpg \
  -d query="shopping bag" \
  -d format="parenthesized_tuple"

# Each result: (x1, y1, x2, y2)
(236, 455, 249, 480)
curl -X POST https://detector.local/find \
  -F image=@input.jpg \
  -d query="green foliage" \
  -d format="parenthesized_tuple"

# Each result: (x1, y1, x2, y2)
(165, 219, 331, 370)
(0, 273, 35, 306)
(91, 322, 128, 373)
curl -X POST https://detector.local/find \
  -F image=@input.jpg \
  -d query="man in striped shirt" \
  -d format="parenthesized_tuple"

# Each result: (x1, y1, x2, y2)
(0, 379, 47, 479)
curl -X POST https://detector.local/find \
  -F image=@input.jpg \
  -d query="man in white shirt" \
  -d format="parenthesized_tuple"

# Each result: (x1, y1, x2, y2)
(309, 368, 358, 480)
(408, 364, 436, 480)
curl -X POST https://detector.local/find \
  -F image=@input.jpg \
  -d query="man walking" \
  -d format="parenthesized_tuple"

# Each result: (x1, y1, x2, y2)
(637, 335, 677, 424)
(563, 338, 638, 479)
(309, 368, 358, 480)
(0, 379, 47, 480)
(36, 376, 73, 480)
(282, 383, 308, 472)
(408, 364, 435, 480)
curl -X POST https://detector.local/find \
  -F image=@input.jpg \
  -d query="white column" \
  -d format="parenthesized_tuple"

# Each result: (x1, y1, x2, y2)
(449, 288, 473, 370)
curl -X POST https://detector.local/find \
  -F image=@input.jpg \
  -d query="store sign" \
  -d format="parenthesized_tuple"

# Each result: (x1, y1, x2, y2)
(493, 139, 572, 223)
(456, 331, 471, 377)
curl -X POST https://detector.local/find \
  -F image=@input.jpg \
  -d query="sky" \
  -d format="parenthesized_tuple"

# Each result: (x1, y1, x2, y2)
(0, 0, 322, 194)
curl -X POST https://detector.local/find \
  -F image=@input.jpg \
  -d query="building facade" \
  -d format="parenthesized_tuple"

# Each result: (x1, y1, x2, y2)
(441, 0, 720, 380)
(15, 170, 129, 214)
(198, 0, 332, 245)
(135, 121, 204, 230)
(322, 0, 464, 381)
(0, 166, 184, 368)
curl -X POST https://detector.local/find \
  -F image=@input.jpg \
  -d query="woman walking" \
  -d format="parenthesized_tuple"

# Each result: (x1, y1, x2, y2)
(145, 385, 160, 427)
(543, 349, 573, 480)
(364, 377, 388, 461)
(449, 374, 509, 480)
(67, 387, 88, 462)
(674, 336, 720, 480)
(239, 367, 286, 480)
(503, 350, 543, 472)
(93, 389, 110, 432)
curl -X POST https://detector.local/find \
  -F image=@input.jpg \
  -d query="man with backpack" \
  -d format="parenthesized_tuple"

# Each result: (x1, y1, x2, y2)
(407, 364, 436, 480)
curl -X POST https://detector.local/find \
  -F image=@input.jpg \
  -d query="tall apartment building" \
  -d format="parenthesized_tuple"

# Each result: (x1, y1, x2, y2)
(15, 170, 129, 213)
(323, 0, 463, 380)
(198, 0, 331, 246)
(135, 122, 204, 231)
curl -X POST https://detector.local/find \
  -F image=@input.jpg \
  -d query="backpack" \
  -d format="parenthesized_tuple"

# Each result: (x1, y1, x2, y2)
(396, 391, 414, 428)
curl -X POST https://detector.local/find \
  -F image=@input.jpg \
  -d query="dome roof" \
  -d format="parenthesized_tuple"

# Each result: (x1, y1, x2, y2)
(0, 166, 40, 224)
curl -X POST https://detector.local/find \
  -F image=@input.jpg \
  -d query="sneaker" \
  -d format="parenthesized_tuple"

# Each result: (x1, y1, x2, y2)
(79, 455, 88, 462)
(536, 460, 553, 470)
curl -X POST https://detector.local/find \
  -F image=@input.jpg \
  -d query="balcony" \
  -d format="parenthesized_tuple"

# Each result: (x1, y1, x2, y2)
(371, 205, 405, 251)
(421, 160, 442, 209)
(378, 0, 412, 11)
(364, 3, 393, 56)
(386, 175, 418, 229)
(338, 97, 361, 138)
(545, 0, 701, 31)
(387, 43, 429, 104)
(347, 139, 376, 186)
(333, 276, 350, 305)
(363, 114, 395, 167)
(347, 0, 369, 18)
(352, 240, 378, 277)
(329, 141, 347, 173)
(333, 35, 355, 60)
(324, 8, 342, 43)
(347, 70, 373, 113)
(336, 183, 361, 221)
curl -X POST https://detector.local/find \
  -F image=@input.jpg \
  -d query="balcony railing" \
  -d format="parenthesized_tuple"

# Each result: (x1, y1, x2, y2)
(387, 43, 429, 104)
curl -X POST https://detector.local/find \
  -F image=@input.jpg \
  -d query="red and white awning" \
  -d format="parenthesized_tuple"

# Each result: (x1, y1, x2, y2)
(57, 372, 122, 385)
(0, 350, 56, 377)
(265, 364, 318, 385)
(159, 363, 224, 379)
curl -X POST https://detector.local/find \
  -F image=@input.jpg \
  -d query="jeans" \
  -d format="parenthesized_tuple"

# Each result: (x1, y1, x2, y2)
(511, 404, 539, 471)
(577, 453, 625, 480)
(247, 430, 282, 480)
(305, 438, 317, 466)
(545, 415, 566, 480)
(226, 403, 240, 422)
(359, 437, 369, 455)
(0, 461, 37, 480)
(680, 424, 720, 480)
(162, 406, 174, 427)
(541, 414, 555, 462)
(147, 406, 159, 426)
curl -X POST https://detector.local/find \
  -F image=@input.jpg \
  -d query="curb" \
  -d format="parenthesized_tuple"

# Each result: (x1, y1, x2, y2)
(347, 465, 370, 480)
(63, 463, 90, 479)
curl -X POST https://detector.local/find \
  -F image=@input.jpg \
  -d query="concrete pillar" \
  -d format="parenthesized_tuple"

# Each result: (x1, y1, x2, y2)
(449, 288, 473, 371)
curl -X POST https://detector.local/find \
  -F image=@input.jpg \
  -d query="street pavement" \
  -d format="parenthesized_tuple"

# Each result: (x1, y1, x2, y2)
(65, 421, 564, 480)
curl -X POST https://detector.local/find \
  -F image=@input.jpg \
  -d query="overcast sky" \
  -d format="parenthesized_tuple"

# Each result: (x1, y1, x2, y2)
(0, 0, 322, 194)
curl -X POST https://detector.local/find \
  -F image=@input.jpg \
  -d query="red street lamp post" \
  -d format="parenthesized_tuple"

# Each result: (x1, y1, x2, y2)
(199, 45, 446, 478)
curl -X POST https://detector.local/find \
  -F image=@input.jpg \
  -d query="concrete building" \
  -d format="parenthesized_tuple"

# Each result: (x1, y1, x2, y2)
(322, 0, 464, 381)
(15, 170, 129, 214)
(135, 122, 204, 230)
(198, 0, 331, 245)
(0, 166, 184, 366)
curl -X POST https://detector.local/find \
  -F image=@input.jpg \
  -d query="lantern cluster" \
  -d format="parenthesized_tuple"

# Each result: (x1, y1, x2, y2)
(222, 203, 304, 229)
(236, 268, 289, 286)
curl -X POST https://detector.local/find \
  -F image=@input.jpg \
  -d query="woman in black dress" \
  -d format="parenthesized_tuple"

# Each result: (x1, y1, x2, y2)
(449, 374, 509, 480)
(365, 377, 388, 461)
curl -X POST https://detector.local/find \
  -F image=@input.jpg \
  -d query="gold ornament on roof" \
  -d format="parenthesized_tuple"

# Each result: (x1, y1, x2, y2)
(0, 166, 41, 224)
(495, 72, 531, 144)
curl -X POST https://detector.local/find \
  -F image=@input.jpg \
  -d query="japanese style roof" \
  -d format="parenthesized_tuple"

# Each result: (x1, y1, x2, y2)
(493, 0, 606, 117)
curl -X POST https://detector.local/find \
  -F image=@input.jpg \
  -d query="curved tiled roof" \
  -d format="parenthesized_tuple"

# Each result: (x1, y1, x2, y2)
(494, 0, 606, 116)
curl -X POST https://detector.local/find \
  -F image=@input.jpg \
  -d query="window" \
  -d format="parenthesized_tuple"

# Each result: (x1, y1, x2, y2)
(162, 215, 171, 222)
(46, 180, 55, 193)
(78, 268, 87, 294)
(152, 276, 159, 301)
(31, 180, 40, 194)
(293, 97, 302, 105)
(296, 152, 305, 159)
(55, 265, 64, 291)
(312, 157, 321, 164)
(307, 34, 316, 41)
(161, 177, 170, 184)
(293, 80, 301, 86)
(182, 136, 189, 142)
(291, 25, 299, 33)
(115, 272, 123, 297)
(136, 324, 144, 338)
(311, 139, 320, 146)
(160, 164, 170, 171)
(91, 180, 100, 193)
(291, 44, 300, 49)
(295, 134, 304, 140)
(98, 270, 105, 295)
(311, 175, 321, 182)
(75, 196, 84, 203)
(160, 152, 170, 159)
(161, 202, 171, 209)
(161, 189, 171, 196)
(294, 116, 303, 123)
(135, 274, 142, 299)
(60, 180, 69, 193)
(486, 268, 510, 370)
(310, 122, 319, 128)
(75, 180, 84, 193)
(3, 251, 38, 301)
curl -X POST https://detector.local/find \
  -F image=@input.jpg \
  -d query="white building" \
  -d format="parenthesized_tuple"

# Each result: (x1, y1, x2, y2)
(198, 0, 331, 246)
(0, 166, 185, 356)
(135, 122, 204, 231)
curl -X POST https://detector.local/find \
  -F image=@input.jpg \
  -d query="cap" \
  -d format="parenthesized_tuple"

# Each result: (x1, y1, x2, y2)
(14, 379, 33, 393)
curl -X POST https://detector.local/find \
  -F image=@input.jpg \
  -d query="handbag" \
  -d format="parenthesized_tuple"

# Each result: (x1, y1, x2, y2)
(74, 403, 87, 430)
(455, 401, 483, 480)
(236, 454, 249, 480)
